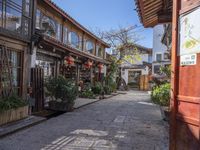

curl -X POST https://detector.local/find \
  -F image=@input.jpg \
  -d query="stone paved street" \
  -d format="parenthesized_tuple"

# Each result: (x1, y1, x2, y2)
(0, 91, 168, 150)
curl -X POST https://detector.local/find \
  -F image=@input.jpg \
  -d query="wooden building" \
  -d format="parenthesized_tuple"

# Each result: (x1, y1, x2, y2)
(0, 0, 33, 99)
(135, 0, 200, 149)
(31, 0, 110, 112)
(0, 0, 110, 112)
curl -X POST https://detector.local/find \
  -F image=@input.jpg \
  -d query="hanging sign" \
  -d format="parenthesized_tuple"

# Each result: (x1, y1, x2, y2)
(180, 54, 197, 66)
(179, 7, 200, 56)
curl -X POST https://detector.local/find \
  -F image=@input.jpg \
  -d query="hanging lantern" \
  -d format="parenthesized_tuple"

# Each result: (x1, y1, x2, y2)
(64, 56, 75, 66)
(98, 63, 104, 71)
(84, 59, 93, 69)
(98, 63, 104, 81)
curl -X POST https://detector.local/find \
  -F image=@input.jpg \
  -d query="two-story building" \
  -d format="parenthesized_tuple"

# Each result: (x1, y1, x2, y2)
(0, 0, 110, 112)
(152, 24, 171, 75)
(120, 44, 152, 89)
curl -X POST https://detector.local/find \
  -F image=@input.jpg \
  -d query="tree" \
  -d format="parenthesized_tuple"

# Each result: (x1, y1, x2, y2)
(92, 25, 143, 65)
(92, 25, 144, 89)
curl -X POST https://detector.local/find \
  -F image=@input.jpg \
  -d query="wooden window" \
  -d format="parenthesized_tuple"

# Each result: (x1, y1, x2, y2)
(63, 27, 68, 44)
(69, 31, 80, 49)
(86, 40, 94, 54)
(36, 9, 62, 41)
(0, 46, 22, 96)
(0, 0, 31, 37)
(96, 45, 104, 58)
(5, 0, 22, 33)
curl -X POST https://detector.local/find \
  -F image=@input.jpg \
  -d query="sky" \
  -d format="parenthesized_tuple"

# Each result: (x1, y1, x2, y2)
(52, 0, 153, 48)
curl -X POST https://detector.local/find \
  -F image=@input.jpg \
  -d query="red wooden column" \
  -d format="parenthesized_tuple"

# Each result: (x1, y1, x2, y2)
(169, 0, 179, 149)
(170, 0, 200, 149)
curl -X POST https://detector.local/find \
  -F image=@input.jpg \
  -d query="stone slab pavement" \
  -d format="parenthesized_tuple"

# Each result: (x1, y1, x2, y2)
(0, 90, 169, 150)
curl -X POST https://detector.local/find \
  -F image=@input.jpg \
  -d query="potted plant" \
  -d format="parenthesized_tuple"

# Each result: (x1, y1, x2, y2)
(79, 83, 96, 99)
(45, 76, 78, 112)
(0, 95, 28, 126)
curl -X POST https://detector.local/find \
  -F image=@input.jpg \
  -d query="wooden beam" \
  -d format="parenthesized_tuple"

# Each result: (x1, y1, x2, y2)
(157, 12, 172, 23)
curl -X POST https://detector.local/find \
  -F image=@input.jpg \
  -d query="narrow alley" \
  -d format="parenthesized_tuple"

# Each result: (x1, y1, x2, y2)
(0, 91, 168, 150)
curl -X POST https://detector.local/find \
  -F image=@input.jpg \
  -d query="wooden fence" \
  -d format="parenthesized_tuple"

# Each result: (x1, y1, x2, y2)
(139, 75, 150, 91)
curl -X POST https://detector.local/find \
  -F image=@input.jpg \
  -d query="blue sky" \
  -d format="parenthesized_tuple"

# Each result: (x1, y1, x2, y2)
(52, 0, 153, 48)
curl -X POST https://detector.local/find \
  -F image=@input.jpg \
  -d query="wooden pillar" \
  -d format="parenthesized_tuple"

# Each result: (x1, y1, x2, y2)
(76, 64, 80, 85)
(169, 0, 179, 149)
(90, 67, 93, 84)
(82, 32, 85, 51)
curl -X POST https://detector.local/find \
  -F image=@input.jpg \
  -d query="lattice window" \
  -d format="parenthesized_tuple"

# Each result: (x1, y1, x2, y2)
(0, 45, 22, 97)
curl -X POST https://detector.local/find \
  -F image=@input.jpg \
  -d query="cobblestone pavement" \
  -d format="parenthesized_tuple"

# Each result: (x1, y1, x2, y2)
(0, 91, 169, 150)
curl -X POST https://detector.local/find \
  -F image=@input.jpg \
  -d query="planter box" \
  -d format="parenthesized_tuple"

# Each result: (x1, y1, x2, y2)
(0, 106, 29, 126)
(48, 101, 74, 112)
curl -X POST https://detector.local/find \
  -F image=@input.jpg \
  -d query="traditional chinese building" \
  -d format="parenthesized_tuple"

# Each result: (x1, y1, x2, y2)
(0, 0, 110, 112)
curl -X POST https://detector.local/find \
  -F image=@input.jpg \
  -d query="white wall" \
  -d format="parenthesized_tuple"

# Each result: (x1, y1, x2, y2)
(121, 66, 149, 84)
(152, 25, 171, 75)
(152, 25, 168, 62)
(120, 48, 152, 84)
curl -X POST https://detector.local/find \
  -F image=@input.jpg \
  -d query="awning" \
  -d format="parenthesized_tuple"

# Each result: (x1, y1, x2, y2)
(135, 0, 172, 27)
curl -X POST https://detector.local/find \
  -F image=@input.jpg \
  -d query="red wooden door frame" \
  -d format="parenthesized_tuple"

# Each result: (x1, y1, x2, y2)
(170, 0, 200, 149)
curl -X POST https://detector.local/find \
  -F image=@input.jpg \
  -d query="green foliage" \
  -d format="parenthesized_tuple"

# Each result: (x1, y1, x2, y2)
(79, 82, 96, 99)
(103, 85, 112, 95)
(105, 59, 118, 93)
(92, 82, 103, 95)
(151, 83, 170, 106)
(0, 95, 27, 113)
(45, 76, 78, 104)
(160, 65, 171, 79)
(80, 89, 95, 99)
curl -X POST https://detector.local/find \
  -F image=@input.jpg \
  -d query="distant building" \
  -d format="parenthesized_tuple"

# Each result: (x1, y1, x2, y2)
(152, 25, 171, 75)
(120, 44, 152, 89)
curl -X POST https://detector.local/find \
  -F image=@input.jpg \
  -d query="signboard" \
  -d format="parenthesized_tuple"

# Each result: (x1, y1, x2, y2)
(180, 54, 197, 66)
(179, 7, 200, 55)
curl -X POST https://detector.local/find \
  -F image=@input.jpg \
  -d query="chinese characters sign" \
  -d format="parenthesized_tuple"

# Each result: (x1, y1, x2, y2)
(180, 54, 196, 66)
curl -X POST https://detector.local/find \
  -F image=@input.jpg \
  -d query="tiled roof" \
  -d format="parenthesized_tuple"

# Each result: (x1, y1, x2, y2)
(43, 0, 110, 48)
(134, 0, 172, 27)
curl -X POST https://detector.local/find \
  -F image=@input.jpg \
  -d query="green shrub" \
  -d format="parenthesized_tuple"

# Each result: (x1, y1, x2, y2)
(45, 76, 78, 104)
(103, 85, 112, 95)
(80, 89, 95, 99)
(151, 83, 170, 106)
(92, 82, 103, 95)
(0, 95, 27, 113)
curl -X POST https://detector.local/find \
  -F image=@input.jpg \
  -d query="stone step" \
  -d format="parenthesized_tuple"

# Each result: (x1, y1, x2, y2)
(0, 116, 46, 138)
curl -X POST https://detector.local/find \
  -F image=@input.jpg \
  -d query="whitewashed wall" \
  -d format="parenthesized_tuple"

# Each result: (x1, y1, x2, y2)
(152, 25, 167, 62)
(121, 66, 149, 85)
(152, 25, 170, 75)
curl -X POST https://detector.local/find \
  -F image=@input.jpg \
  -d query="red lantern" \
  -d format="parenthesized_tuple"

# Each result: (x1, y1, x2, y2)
(84, 60, 93, 69)
(98, 63, 104, 73)
(98, 63, 104, 71)
(65, 56, 75, 66)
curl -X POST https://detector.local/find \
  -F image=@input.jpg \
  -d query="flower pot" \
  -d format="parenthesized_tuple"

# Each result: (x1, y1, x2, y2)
(0, 106, 29, 126)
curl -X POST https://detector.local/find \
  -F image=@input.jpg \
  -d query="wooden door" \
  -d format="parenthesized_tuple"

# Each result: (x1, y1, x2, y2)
(170, 1, 200, 149)
(31, 67, 44, 112)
